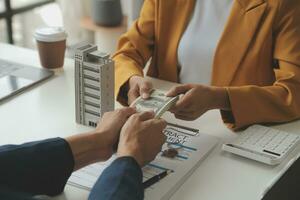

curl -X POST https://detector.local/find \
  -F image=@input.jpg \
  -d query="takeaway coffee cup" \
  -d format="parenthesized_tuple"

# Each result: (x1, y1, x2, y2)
(34, 27, 67, 69)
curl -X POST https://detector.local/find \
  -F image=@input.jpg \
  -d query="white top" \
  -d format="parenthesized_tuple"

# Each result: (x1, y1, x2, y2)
(178, 0, 233, 84)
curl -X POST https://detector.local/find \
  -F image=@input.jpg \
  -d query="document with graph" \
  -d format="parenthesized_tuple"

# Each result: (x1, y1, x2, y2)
(68, 123, 219, 200)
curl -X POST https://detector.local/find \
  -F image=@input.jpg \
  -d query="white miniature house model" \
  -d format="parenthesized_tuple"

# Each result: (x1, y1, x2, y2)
(75, 44, 114, 127)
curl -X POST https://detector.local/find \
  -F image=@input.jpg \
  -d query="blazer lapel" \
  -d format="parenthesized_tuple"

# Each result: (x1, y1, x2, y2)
(211, 0, 267, 86)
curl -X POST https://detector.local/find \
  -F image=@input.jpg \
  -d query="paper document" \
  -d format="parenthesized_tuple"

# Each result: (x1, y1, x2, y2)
(68, 123, 219, 200)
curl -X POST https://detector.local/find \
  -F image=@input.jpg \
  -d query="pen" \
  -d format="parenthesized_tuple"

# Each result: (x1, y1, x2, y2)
(143, 170, 173, 189)
(260, 152, 300, 199)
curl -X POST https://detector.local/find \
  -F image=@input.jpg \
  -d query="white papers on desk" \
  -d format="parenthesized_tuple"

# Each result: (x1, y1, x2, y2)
(68, 124, 219, 200)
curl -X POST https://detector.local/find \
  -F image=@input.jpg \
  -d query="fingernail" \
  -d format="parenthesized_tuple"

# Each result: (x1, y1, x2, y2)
(142, 93, 149, 99)
(166, 90, 173, 96)
(147, 110, 155, 116)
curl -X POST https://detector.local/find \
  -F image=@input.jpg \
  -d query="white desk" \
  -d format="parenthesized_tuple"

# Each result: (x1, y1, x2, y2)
(0, 43, 299, 200)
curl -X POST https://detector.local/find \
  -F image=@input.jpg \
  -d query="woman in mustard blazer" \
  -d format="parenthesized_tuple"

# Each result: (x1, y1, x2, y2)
(113, 0, 300, 130)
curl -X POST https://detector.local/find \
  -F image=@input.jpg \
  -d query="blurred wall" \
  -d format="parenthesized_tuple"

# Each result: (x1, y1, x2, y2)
(123, 0, 144, 27)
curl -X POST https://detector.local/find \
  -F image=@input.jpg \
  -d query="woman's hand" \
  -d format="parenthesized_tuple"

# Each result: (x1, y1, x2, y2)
(127, 75, 153, 105)
(166, 84, 230, 121)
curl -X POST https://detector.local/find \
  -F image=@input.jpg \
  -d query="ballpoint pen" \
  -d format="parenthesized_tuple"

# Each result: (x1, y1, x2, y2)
(143, 170, 173, 189)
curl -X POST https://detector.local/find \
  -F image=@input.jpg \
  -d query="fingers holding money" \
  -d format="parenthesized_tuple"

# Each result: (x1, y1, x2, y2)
(168, 88, 194, 113)
(167, 84, 215, 121)
(118, 111, 167, 166)
(128, 85, 140, 105)
(166, 84, 195, 113)
(139, 81, 153, 99)
(135, 111, 155, 121)
(166, 84, 193, 97)
(144, 118, 167, 134)
(128, 76, 153, 105)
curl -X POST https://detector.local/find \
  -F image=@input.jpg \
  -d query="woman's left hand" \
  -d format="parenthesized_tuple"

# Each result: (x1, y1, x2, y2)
(166, 84, 230, 121)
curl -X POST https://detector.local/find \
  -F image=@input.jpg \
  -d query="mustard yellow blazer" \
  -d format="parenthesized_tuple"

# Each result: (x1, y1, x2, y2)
(113, 0, 300, 130)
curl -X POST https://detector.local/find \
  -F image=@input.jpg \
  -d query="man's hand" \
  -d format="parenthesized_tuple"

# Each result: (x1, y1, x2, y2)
(127, 75, 153, 105)
(117, 111, 167, 166)
(94, 107, 137, 157)
(67, 107, 136, 170)
(166, 84, 230, 121)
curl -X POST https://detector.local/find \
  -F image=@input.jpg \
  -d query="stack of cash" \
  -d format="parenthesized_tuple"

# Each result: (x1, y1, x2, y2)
(131, 89, 179, 118)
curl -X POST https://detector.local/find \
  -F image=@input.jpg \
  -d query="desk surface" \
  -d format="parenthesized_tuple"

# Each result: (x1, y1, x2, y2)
(0, 43, 299, 200)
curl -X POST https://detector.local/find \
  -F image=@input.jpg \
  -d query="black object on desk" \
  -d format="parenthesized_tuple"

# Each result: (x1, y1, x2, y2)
(143, 170, 173, 189)
(262, 155, 300, 200)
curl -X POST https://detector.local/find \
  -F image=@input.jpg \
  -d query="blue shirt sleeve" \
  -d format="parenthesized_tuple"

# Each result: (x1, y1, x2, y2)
(0, 138, 74, 196)
(89, 156, 144, 200)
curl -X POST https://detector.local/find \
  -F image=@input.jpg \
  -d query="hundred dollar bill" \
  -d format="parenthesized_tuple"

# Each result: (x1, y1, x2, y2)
(130, 89, 179, 118)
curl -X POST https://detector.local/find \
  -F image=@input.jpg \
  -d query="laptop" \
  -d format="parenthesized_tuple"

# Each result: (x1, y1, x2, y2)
(0, 58, 54, 103)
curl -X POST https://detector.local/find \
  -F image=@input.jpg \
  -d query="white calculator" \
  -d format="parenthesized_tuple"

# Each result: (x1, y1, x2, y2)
(222, 125, 300, 165)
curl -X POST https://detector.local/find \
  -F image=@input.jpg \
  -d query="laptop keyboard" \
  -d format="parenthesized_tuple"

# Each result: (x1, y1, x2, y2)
(0, 59, 23, 77)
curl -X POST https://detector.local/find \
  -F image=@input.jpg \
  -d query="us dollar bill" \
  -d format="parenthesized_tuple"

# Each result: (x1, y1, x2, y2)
(130, 89, 179, 118)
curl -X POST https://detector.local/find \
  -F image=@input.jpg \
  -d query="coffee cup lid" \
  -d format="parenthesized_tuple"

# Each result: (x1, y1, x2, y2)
(34, 27, 67, 42)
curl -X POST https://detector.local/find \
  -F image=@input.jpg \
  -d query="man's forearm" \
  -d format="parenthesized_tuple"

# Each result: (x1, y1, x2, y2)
(89, 156, 144, 200)
(0, 132, 113, 196)
(0, 138, 74, 196)
(66, 130, 113, 171)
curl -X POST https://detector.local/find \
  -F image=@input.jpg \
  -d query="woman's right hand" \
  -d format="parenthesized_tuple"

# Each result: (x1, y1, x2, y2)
(127, 75, 153, 105)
